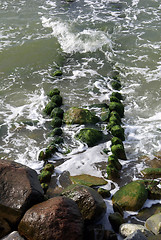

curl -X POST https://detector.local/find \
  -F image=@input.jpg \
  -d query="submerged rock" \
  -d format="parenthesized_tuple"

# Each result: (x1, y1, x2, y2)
(0, 159, 44, 238)
(47, 88, 60, 97)
(70, 174, 107, 187)
(109, 212, 124, 232)
(97, 188, 111, 198)
(64, 107, 100, 125)
(18, 196, 83, 240)
(111, 144, 127, 160)
(75, 128, 104, 147)
(109, 102, 124, 118)
(62, 184, 106, 223)
(112, 181, 148, 211)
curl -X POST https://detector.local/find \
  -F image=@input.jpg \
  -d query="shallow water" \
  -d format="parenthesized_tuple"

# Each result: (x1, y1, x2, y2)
(0, 0, 161, 234)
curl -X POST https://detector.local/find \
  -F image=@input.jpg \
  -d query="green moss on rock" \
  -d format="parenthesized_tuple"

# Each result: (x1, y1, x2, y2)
(108, 154, 122, 170)
(111, 92, 123, 100)
(110, 111, 122, 123)
(43, 163, 54, 174)
(47, 88, 60, 98)
(111, 125, 125, 141)
(109, 115, 121, 125)
(111, 137, 123, 146)
(64, 107, 100, 125)
(44, 102, 57, 115)
(50, 107, 64, 119)
(111, 144, 127, 160)
(141, 168, 161, 179)
(75, 128, 103, 147)
(110, 96, 121, 103)
(97, 188, 111, 198)
(111, 80, 121, 90)
(38, 170, 52, 183)
(109, 102, 124, 118)
(101, 108, 110, 122)
(51, 95, 62, 107)
(70, 174, 107, 187)
(52, 69, 62, 77)
(49, 127, 63, 137)
(107, 165, 120, 180)
(112, 181, 148, 211)
(51, 117, 62, 128)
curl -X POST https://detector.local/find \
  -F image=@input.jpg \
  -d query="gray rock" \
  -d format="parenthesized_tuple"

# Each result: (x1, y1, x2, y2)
(120, 223, 151, 238)
(1, 231, 24, 240)
(145, 212, 161, 235)
(124, 230, 147, 240)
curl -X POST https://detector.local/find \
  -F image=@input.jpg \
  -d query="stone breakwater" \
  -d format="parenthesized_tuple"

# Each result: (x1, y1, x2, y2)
(1, 69, 161, 240)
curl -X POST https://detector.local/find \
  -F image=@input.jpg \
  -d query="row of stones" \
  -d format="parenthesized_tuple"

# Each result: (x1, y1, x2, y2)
(106, 72, 127, 180)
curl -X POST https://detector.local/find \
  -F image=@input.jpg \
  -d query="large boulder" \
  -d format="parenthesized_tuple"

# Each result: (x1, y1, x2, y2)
(18, 196, 83, 240)
(75, 128, 104, 147)
(0, 159, 44, 238)
(112, 181, 148, 211)
(63, 107, 100, 125)
(62, 184, 106, 223)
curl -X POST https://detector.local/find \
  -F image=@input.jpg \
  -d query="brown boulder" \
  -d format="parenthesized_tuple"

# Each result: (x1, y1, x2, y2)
(0, 159, 44, 238)
(18, 196, 84, 240)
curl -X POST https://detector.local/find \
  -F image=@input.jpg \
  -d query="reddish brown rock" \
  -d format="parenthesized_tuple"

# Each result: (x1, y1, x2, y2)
(0, 159, 44, 238)
(18, 196, 84, 240)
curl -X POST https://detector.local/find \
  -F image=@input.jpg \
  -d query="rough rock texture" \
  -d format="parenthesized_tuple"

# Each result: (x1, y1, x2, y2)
(145, 213, 161, 235)
(62, 184, 106, 223)
(120, 223, 152, 238)
(109, 212, 124, 232)
(124, 230, 148, 240)
(141, 168, 161, 178)
(64, 107, 100, 125)
(70, 174, 107, 187)
(75, 128, 104, 147)
(112, 181, 148, 211)
(0, 159, 44, 238)
(18, 196, 83, 240)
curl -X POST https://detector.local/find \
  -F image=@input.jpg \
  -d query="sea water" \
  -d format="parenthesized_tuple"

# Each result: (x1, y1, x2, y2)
(0, 0, 161, 235)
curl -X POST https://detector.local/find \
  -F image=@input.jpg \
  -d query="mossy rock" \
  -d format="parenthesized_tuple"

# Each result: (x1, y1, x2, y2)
(46, 144, 57, 154)
(108, 154, 122, 170)
(47, 88, 60, 98)
(111, 92, 123, 100)
(38, 147, 54, 161)
(44, 101, 57, 115)
(109, 115, 121, 125)
(50, 107, 64, 119)
(111, 144, 127, 160)
(107, 121, 117, 131)
(107, 165, 120, 180)
(49, 127, 63, 137)
(111, 125, 125, 141)
(112, 181, 148, 211)
(43, 163, 54, 174)
(141, 168, 161, 179)
(111, 80, 121, 90)
(52, 69, 62, 77)
(111, 137, 123, 146)
(101, 108, 110, 122)
(88, 103, 109, 109)
(75, 128, 103, 147)
(70, 174, 107, 187)
(110, 111, 122, 123)
(38, 170, 52, 183)
(97, 188, 111, 198)
(52, 136, 64, 144)
(51, 95, 62, 107)
(64, 107, 100, 125)
(41, 183, 48, 193)
(51, 117, 62, 128)
(110, 96, 121, 103)
(109, 102, 124, 118)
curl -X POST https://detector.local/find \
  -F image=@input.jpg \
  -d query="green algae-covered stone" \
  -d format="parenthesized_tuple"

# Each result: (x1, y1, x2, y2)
(109, 115, 121, 125)
(110, 96, 121, 103)
(141, 168, 161, 179)
(64, 107, 100, 125)
(109, 102, 124, 118)
(51, 117, 62, 128)
(70, 174, 107, 187)
(43, 164, 54, 174)
(50, 127, 63, 137)
(41, 183, 48, 193)
(108, 154, 122, 170)
(75, 128, 103, 147)
(111, 80, 121, 90)
(107, 165, 120, 180)
(111, 92, 123, 100)
(38, 170, 52, 183)
(101, 108, 110, 122)
(111, 144, 127, 160)
(51, 95, 62, 107)
(112, 181, 148, 211)
(52, 136, 64, 144)
(97, 188, 111, 198)
(111, 125, 125, 141)
(110, 111, 122, 123)
(111, 137, 123, 146)
(50, 107, 64, 119)
(47, 88, 60, 98)
(44, 101, 57, 115)
(107, 121, 117, 131)
(52, 69, 62, 77)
